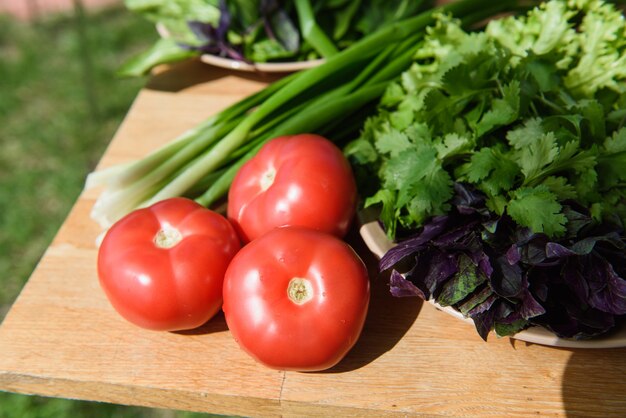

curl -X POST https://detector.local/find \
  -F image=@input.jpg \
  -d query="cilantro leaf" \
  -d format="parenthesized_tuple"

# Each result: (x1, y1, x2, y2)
(515, 131, 559, 184)
(476, 80, 521, 137)
(364, 189, 398, 238)
(541, 176, 578, 200)
(381, 145, 453, 226)
(435, 133, 473, 160)
(507, 186, 567, 236)
(458, 146, 519, 195)
(506, 118, 544, 150)
(374, 127, 412, 157)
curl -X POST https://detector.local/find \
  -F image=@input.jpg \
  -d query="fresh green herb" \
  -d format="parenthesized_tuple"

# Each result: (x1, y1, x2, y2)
(347, 0, 626, 240)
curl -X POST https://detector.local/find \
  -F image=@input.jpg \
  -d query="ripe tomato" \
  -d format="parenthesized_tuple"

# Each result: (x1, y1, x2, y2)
(222, 227, 370, 371)
(97, 198, 240, 331)
(227, 134, 357, 242)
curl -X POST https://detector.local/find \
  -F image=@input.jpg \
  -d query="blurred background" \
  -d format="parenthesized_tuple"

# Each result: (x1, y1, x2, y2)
(0, 0, 213, 416)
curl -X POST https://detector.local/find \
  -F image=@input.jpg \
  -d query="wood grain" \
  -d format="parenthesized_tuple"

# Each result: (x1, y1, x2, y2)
(1, 60, 625, 417)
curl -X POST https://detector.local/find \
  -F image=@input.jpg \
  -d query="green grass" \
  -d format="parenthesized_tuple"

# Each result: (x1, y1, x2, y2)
(0, 4, 217, 418)
(0, 5, 151, 313)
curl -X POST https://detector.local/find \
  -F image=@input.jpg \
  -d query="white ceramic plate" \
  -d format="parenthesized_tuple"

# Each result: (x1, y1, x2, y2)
(198, 54, 323, 73)
(156, 23, 324, 73)
(358, 216, 626, 349)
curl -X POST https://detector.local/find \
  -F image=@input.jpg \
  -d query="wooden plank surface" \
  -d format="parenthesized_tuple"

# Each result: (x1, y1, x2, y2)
(1, 60, 625, 417)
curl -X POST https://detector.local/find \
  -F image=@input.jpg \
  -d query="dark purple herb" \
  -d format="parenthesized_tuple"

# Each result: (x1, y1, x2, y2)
(381, 183, 626, 341)
(178, 1, 247, 62)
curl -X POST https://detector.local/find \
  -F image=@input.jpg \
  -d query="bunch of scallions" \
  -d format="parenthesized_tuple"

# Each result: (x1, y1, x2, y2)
(87, 0, 532, 228)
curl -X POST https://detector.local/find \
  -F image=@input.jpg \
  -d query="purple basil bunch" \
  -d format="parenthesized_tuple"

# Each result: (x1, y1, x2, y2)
(382, 183, 626, 340)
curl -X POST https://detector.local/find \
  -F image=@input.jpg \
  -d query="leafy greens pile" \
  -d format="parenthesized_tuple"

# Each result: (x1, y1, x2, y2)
(347, 0, 626, 340)
(120, 0, 431, 76)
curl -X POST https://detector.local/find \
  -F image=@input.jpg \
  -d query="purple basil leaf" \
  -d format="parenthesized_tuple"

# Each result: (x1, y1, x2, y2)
(432, 223, 480, 251)
(541, 317, 589, 339)
(562, 205, 593, 237)
(570, 237, 599, 255)
(379, 215, 448, 271)
(404, 254, 432, 299)
(436, 254, 487, 306)
(185, 13, 247, 62)
(494, 319, 529, 336)
(573, 232, 624, 255)
(187, 21, 216, 43)
(452, 182, 485, 214)
(259, 0, 299, 52)
(423, 251, 458, 294)
(471, 250, 494, 278)
(562, 258, 589, 302)
(587, 255, 626, 315)
(506, 244, 521, 264)
(471, 307, 496, 341)
(566, 302, 616, 332)
(520, 235, 549, 265)
(542, 291, 616, 338)
(458, 285, 494, 316)
(389, 270, 426, 298)
(514, 227, 538, 245)
(545, 242, 577, 258)
(216, 0, 231, 40)
(518, 289, 547, 319)
(494, 299, 515, 320)
(530, 270, 550, 302)
(496, 309, 523, 325)
(490, 256, 523, 297)
(467, 293, 497, 316)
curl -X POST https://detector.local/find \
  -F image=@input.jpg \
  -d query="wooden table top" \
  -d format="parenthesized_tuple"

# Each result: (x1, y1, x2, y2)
(1, 60, 625, 417)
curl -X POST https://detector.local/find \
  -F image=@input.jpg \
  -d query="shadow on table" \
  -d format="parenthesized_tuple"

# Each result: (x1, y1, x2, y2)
(561, 347, 626, 417)
(319, 226, 423, 374)
(146, 59, 283, 93)
(173, 312, 229, 336)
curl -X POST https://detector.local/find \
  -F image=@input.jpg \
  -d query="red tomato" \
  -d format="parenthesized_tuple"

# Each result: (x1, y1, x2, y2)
(227, 134, 357, 242)
(222, 227, 370, 371)
(97, 198, 240, 331)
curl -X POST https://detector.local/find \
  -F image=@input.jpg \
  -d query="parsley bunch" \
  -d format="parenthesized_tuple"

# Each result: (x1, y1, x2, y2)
(347, 0, 626, 240)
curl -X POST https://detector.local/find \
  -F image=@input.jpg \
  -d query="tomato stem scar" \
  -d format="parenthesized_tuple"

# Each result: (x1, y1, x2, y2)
(154, 225, 183, 249)
(287, 277, 313, 305)
(260, 166, 276, 191)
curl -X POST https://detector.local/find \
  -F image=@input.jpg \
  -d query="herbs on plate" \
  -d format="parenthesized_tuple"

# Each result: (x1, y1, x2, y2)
(381, 184, 626, 340)
(119, 0, 432, 76)
(346, 0, 626, 339)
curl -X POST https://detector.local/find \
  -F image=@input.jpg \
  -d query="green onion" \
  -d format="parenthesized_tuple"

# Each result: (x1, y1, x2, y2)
(294, 0, 339, 58)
